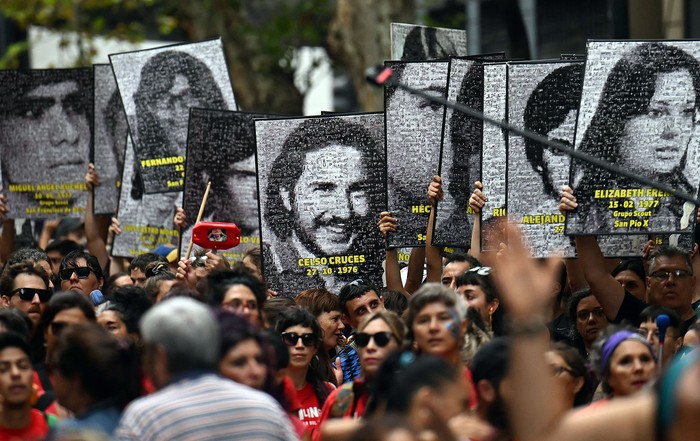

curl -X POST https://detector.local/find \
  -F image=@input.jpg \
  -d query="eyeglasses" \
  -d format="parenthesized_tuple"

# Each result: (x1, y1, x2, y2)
(550, 365, 574, 377)
(58, 267, 93, 281)
(650, 269, 692, 281)
(576, 307, 606, 321)
(355, 331, 394, 348)
(281, 332, 318, 347)
(49, 321, 70, 336)
(10, 288, 52, 303)
(223, 299, 257, 312)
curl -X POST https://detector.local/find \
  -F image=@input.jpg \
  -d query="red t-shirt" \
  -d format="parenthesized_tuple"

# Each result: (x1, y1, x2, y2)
(0, 409, 49, 441)
(280, 377, 310, 439)
(296, 383, 323, 429)
(465, 366, 478, 409)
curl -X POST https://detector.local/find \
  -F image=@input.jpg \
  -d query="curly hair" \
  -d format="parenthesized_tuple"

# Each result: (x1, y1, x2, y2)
(264, 117, 384, 240)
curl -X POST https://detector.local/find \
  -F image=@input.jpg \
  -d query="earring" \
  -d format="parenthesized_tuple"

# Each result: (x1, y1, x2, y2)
(489, 308, 493, 332)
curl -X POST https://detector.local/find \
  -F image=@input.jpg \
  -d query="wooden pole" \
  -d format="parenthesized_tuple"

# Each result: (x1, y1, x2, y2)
(185, 181, 211, 260)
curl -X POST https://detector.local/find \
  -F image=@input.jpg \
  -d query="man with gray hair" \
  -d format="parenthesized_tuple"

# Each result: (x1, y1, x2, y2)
(113, 297, 297, 441)
(568, 226, 698, 330)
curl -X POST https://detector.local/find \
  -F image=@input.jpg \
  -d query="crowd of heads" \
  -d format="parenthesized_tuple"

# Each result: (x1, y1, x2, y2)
(2, 31, 700, 441)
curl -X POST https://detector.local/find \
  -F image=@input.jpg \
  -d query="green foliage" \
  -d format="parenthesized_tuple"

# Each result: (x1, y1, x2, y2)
(221, 0, 334, 76)
(1, 0, 334, 71)
(0, 0, 163, 66)
(0, 41, 29, 69)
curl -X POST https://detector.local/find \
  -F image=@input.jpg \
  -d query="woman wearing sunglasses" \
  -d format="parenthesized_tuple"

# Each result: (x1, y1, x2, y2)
(316, 310, 406, 441)
(275, 307, 334, 437)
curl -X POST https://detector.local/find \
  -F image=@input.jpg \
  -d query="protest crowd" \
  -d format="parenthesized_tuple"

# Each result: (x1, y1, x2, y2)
(1, 22, 700, 441)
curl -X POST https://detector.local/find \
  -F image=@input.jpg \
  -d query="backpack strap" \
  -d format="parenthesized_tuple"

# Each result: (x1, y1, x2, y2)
(33, 391, 54, 412)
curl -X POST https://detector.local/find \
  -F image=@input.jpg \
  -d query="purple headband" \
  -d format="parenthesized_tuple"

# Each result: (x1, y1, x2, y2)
(600, 330, 654, 370)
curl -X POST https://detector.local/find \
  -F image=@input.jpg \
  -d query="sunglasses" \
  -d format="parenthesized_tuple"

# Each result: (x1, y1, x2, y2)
(281, 332, 318, 348)
(355, 331, 393, 348)
(58, 267, 94, 281)
(11, 288, 52, 303)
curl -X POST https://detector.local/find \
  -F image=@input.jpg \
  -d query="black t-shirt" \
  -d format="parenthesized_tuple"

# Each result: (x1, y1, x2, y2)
(549, 313, 574, 342)
(615, 290, 698, 333)
(614, 291, 647, 326)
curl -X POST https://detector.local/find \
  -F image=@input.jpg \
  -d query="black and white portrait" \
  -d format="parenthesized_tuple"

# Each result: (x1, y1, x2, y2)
(0, 68, 92, 219)
(93, 64, 128, 215)
(566, 41, 700, 235)
(111, 137, 181, 258)
(480, 62, 508, 251)
(180, 109, 263, 261)
(507, 61, 583, 257)
(432, 58, 482, 248)
(109, 38, 236, 194)
(385, 60, 448, 247)
(256, 114, 385, 296)
(391, 23, 468, 61)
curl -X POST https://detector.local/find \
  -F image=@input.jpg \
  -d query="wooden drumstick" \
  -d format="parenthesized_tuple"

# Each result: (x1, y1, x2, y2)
(184, 181, 211, 260)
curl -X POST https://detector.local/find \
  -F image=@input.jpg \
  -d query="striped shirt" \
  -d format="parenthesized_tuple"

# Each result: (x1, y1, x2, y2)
(113, 373, 298, 441)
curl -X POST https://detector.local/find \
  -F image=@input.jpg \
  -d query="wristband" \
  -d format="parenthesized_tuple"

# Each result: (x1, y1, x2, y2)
(507, 318, 548, 337)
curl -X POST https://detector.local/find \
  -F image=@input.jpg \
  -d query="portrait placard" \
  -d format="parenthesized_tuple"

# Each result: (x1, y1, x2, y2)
(109, 38, 236, 194)
(391, 23, 468, 61)
(480, 62, 509, 251)
(111, 137, 181, 258)
(180, 109, 264, 262)
(506, 61, 582, 257)
(566, 40, 700, 236)
(385, 60, 449, 248)
(93, 64, 127, 215)
(0, 68, 93, 219)
(432, 58, 481, 248)
(256, 114, 385, 296)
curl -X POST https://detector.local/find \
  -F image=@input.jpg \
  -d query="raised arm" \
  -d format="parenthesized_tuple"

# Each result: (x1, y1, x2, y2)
(108, 217, 128, 275)
(404, 246, 425, 294)
(38, 219, 59, 251)
(560, 186, 625, 320)
(425, 176, 443, 283)
(84, 164, 110, 270)
(468, 181, 486, 260)
(380, 211, 420, 296)
(494, 223, 655, 441)
(378, 211, 406, 295)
